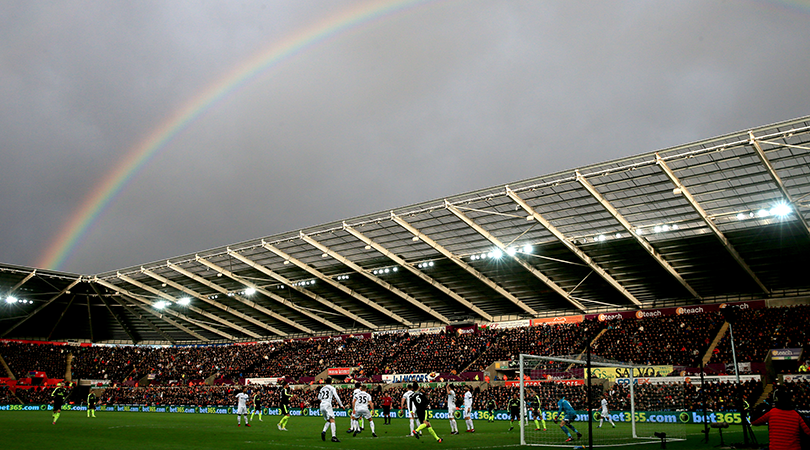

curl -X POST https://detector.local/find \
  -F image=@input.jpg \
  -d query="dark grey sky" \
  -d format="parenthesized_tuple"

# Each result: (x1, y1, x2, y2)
(2, 0, 809, 275)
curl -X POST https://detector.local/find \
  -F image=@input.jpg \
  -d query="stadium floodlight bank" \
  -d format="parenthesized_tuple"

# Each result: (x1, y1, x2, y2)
(519, 354, 686, 448)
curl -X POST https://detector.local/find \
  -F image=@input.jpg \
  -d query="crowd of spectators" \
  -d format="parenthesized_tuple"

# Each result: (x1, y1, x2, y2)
(710, 305, 810, 370)
(591, 312, 724, 367)
(1, 304, 807, 412)
(0, 341, 69, 379)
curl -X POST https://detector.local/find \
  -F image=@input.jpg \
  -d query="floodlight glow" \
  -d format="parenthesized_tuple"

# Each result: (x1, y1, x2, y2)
(757, 209, 770, 218)
(428, 261, 434, 267)
(154, 300, 168, 309)
(597, 235, 605, 242)
(244, 287, 256, 296)
(480, 253, 487, 259)
(506, 247, 517, 256)
(671, 224, 678, 230)
(5, 296, 18, 304)
(662, 225, 670, 232)
(770, 203, 791, 217)
(384, 268, 390, 273)
(737, 213, 746, 220)
(635, 228, 643, 235)
(492, 249, 503, 259)
(522, 244, 533, 254)
(654, 226, 662, 233)
(393, 267, 398, 272)
(177, 297, 191, 306)
(615, 233, 622, 238)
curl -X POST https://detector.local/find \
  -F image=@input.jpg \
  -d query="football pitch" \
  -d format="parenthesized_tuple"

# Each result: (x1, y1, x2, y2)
(0, 411, 768, 450)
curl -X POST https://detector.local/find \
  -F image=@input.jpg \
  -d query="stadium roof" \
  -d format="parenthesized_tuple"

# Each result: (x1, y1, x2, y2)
(2, 115, 810, 344)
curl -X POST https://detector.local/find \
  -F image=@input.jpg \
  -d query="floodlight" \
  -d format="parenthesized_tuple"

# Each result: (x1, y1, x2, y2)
(770, 203, 791, 217)
(597, 235, 605, 242)
(392, 267, 398, 272)
(244, 287, 256, 296)
(654, 225, 662, 233)
(522, 244, 533, 254)
(615, 233, 622, 238)
(428, 261, 434, 267)
(177, 297, 191, 306)
(736, 213, 746, 220)
(662, 224, 670, 232)
(5, 296, 18, 304)
(757, 209, 769, 218)
(506, 247, 517, 256)
(154, 300, 168, 309)
(384, 268, 390, 273)
(492, 249, 503, 259)
(635, 228, 643, 235)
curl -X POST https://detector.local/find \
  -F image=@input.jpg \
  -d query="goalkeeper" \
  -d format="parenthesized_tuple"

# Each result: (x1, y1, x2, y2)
(554, 395, 582, 442)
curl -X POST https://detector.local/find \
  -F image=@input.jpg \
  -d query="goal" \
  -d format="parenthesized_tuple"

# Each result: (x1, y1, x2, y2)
(518, 354, 687, 447)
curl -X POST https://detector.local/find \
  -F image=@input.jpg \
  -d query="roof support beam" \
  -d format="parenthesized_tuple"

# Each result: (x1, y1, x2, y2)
(90, 283, 139, 344)
(86, 296, 95, 343)
(1, 277, 81, 338)
(575, 170, 702, 299)
(343, 222, 493, 322)
(225, 249, 377, 330)
(391, 212, 532, 315)
(445, 201, 573, 312)
(93, 277, 211, 341)
(300, 231, 450, 324)
(5, 269, 36, 296)
(168, 261, 311, 335)
(116, 272, 257, 339)
(106, 293, 177, 344)
(749, 131, 810, 238)
(506, 187, 643, 307)
(261, 242, 413, 328)
(195, 256, 345, 333)
(47, 294, 77, 341)
(655, 154, 770, 294)
(142, 267, 287, 337)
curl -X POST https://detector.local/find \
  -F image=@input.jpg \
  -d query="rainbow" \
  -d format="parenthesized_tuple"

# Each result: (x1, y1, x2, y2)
(37, 0, 437, 271)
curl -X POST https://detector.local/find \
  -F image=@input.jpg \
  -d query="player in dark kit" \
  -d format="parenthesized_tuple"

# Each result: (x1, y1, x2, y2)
(508, 393, 521, 431)
(277, 382, 292, 431)
(411, 383, 442, 443)
(250, 388, 263, 422)
(87, 391, 97, 418)
(529, 388, 547, 431)
(486, 398, 497, 423)
(51, 382, 68, 424)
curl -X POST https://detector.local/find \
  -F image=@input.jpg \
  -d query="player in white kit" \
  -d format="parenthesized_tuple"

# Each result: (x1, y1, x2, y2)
(598, 393, 616, 428)
(318, 378, 345, 442)
(463, 385, 474, 432)
(446, 384, 459, 434)
(400, 383, 421, 436)
(235, 388, 250, 427)
(347, 382, 365, 434)
(351, 385, 377, 437)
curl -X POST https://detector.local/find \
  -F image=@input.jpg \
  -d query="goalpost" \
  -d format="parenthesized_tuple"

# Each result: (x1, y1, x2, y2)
(519, 354, 687, 448)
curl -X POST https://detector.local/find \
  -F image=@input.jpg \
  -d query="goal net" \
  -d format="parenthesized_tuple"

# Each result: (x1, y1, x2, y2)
(519, 354, 687, 447)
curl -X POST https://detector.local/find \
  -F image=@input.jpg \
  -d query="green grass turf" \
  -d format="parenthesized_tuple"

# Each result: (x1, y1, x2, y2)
(0, 411, 770, 450)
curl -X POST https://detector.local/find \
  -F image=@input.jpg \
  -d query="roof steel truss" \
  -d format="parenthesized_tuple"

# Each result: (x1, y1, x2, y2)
(261, 241, 413, 328)
(168, 260, 313, 335)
